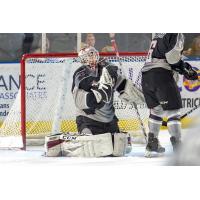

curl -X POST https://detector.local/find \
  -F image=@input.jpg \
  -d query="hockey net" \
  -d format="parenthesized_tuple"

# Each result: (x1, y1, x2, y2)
(0, 52, 149, 150)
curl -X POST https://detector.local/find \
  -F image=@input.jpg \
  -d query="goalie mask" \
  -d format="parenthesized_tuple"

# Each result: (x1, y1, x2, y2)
(78, 47, 100, 70)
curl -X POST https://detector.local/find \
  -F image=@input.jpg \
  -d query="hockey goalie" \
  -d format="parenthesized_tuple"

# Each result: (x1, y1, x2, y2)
(44, 47, 144, 157)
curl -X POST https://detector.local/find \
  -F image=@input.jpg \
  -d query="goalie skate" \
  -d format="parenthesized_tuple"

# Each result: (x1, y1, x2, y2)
(145, 133, 165, 158)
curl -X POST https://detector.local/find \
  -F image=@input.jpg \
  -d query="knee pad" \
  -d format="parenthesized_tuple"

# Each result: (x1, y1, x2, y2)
(80, 128, 93, 135)
(113, 133, 128, 156)
(149, 105, 164, 124)
(150, 105, 164, 118)
(165, 109, 182, 139)
(148, 106, 164, 136)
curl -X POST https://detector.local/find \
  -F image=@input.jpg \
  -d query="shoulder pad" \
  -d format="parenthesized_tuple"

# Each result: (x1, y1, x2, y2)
(73, 66, 91, 87)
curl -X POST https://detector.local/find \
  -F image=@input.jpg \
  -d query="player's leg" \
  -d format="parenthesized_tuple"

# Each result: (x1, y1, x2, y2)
(155, 70, 182, 151)
(76, 115, 120, 135)
(76, 116, 103, 135)
(142, 70, 165, 157)
(76, 116, 128, 156)
(106, 116, 132, 155)
(146, 105, 166, 155)
(105, 116, 120, 133)
(167, 110, 182, 152)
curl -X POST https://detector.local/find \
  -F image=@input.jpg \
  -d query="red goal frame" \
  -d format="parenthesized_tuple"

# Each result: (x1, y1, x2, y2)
(20, 52, 147, 150)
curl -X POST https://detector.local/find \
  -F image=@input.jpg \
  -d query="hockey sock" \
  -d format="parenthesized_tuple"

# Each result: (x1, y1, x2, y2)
(148, 113, 163, 137)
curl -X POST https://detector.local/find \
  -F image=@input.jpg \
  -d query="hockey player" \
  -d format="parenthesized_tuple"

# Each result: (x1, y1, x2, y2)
(141, 33, 198, 157)
(73, 47, 120, 136)
(67, 47, 144, 157)
(44, 47, 144, 157)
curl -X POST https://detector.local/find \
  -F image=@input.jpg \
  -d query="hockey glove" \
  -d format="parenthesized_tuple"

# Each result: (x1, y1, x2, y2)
(172, 61, 198, 80)
(182, 62, 198, 80)
(98, 59, 118, 84)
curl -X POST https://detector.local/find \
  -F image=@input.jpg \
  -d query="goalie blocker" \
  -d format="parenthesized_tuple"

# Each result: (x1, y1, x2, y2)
(44, 132, 130, 157)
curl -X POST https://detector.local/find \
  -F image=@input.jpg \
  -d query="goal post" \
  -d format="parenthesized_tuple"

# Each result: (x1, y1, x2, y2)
(0, 52, 149, 150)
(21, 53, 78, 149)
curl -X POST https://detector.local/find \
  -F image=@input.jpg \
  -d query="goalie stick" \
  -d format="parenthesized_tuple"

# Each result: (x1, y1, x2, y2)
(109, 33, 147, 142)
(162, 104, 200, 127)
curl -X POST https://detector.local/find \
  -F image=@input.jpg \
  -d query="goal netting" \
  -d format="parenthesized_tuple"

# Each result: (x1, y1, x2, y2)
(0, 52, 149, 149)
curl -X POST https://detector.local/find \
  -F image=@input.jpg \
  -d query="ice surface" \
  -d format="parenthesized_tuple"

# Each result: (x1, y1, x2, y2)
(0, 130, 174, 166)
(0, 129, 197, 200)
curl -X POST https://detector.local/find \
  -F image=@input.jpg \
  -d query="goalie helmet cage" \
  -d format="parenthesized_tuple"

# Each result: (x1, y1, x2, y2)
(0, 52, 148, 150)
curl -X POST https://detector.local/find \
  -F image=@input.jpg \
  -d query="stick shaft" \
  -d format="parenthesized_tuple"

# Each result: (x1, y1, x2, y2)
(110, 36, 147, 142)
(162, 105, 200, 126)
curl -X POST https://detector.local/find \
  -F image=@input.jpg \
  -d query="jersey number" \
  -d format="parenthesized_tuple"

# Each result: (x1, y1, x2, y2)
(146, 40, 157, 63)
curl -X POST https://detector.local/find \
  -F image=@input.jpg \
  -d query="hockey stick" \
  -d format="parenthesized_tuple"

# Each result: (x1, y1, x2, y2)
(109, 34, 147, 142)
(162, 104, 200, 126)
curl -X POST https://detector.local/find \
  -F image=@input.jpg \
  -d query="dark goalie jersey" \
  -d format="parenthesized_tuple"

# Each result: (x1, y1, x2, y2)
(71, 58, 125, 123)
(142, 33, 185, 72)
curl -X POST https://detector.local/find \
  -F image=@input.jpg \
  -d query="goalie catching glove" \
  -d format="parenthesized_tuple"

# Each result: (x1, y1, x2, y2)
(117, 79, 145, 104)
(172, 61, 198, 80)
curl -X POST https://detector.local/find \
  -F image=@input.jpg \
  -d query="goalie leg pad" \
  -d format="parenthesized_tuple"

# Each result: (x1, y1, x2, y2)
(61, 133, 113, 157)
(44, 133, 64, 157)
(113, 133, 128, 157)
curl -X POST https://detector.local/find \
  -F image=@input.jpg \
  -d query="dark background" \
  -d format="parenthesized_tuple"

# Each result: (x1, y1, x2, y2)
(0, 33, 199, 61)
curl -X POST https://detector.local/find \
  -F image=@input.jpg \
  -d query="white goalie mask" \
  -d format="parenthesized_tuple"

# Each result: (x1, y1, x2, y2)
(78, 47, 100, 70)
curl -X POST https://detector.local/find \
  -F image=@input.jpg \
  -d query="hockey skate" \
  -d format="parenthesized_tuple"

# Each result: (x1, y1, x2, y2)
(145, 133, 165, 158)
(170, 136, 181, 152)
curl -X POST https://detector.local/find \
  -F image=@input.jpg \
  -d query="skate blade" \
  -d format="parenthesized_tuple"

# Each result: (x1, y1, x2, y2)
(145, 150, 152, 158)
(145, 150, 164, 158)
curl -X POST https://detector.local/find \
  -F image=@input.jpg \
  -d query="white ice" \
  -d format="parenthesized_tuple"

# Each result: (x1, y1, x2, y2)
(0, 130, 175, 166)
